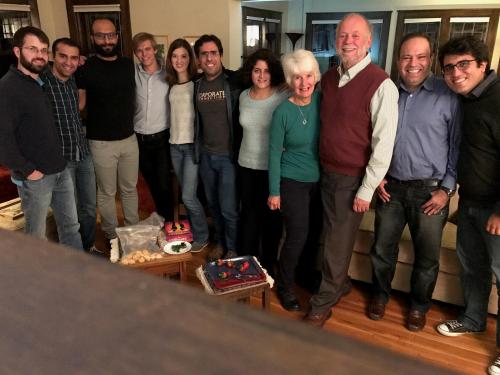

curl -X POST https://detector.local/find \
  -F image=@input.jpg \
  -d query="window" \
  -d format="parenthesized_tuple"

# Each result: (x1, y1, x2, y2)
(0, 1, 40, 77)
(391, 9, 499, 80)
(305, 12, 392, 74)
(242, 7, 282, 63)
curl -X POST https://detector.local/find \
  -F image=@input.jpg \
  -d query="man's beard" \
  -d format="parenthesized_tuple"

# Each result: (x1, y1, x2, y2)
(20, 53, 47, 74)
(93, 42, 118, 57)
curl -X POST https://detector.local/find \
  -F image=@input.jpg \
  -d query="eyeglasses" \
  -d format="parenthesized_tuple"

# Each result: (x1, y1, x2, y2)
(92, 32, 118, 41)
(22, 46, 49, 55)
(442, 59, 477, 75)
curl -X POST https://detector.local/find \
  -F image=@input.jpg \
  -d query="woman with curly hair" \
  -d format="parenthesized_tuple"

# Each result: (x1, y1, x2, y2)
(238, 49, 288, 275)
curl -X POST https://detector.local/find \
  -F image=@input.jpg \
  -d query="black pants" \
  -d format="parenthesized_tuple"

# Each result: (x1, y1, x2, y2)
(239, 166, 282, 274)
(277, 177, 318, 294)
(136, 130, 173, 221)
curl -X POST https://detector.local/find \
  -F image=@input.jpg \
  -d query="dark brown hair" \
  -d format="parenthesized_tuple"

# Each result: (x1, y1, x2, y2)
(13, 26, 49, 49)
(165, 38, 197, 85)
(241, 48, 284, 89)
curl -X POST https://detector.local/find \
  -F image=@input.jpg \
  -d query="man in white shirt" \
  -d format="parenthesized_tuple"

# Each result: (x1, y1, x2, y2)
(132, 32, 173, 221)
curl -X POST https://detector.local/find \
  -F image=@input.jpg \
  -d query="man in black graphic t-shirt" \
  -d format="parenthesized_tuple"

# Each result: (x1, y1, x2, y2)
(193, 34, 241, 261)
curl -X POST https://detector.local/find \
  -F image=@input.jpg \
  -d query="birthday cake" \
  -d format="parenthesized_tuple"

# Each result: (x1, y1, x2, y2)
(199, 255, 268, 294)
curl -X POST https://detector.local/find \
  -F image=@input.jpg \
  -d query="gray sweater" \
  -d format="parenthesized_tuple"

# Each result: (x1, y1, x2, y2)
(238, 88, 288, 170)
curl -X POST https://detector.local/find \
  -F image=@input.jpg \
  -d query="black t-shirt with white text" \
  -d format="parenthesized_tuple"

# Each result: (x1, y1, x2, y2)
(196, 74, 230, 155)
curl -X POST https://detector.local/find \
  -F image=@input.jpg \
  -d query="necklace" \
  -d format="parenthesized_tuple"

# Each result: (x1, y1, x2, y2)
(297, 104, 309, 125)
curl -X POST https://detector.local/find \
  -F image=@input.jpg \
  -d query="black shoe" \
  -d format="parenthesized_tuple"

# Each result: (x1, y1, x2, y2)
(278, 291, 301, 312)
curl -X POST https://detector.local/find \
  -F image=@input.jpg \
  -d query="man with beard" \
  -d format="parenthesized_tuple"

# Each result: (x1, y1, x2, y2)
(41, 38, 98, 253)
(0, 27, 82, 250)
(76, 18, 139, 247)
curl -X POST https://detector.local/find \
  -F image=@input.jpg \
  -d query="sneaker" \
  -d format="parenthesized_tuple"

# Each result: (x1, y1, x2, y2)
(87, 245, 107, 257)
(489, 354, 500, 375)
(191, 242, 209, 253)
(223, 250, 238, 259)
(206, 244, 224, 262)
(436, 319, 482, 336)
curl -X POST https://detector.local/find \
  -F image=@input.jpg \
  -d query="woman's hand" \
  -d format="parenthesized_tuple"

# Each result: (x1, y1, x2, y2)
(267, 195, 281, 210)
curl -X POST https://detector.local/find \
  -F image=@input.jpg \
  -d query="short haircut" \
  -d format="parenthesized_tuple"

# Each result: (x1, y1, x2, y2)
(12, 26, 49, 49)
(52, 37, 81, 56)
(241, 48, 285, 88)
(338, 13, 373, 36)
(91, 17, 117, 33)
(165, 38, 198, 85)
(193, 34, 223, 57)
(438, 35, 490, 71)
(397, 32, 433, 58)
(281, 49, 321, 87)
(132, 32, 156, 52)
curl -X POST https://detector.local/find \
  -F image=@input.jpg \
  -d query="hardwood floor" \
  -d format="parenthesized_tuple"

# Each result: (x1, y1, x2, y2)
(182, 246, 497, 375)
(96, 209, 496, 375)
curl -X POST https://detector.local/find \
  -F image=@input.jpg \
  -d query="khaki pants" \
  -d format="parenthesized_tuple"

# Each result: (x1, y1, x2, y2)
(89, 135, 139, 239)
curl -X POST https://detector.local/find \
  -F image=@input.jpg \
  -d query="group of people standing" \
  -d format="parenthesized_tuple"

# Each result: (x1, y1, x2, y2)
(0, 11, 498, 374)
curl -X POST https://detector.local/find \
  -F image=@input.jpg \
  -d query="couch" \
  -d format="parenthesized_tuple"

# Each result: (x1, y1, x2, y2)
(348, 193, 498, 314)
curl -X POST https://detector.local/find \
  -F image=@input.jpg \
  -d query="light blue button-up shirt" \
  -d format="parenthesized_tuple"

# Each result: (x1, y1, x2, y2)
(388, 75, 462, 190)
(133, 61, 169, 135)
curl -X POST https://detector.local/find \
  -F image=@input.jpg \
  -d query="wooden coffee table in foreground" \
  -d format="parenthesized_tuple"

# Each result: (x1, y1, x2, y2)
(125, 252, 192, 281)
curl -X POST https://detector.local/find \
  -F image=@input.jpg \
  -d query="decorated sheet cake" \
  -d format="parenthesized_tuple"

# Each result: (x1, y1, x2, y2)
(199, 256, 268, 294)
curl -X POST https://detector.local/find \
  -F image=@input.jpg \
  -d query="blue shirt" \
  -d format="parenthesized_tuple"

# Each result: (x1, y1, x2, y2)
(388, 75, 461, 190)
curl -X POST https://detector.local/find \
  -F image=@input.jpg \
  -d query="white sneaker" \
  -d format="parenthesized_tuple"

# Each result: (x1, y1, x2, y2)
(489, 354, 500, 375)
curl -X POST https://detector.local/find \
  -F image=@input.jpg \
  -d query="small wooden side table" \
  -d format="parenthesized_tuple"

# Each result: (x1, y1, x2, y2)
(217, 283, 271, 311)
(126, 252, 192, 281)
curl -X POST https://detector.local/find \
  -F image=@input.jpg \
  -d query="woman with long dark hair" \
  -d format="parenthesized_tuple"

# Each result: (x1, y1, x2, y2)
(165, 39, 209, 252)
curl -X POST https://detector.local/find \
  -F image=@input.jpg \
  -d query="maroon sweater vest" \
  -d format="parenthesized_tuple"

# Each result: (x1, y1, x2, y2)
(320, 63, 388, 176)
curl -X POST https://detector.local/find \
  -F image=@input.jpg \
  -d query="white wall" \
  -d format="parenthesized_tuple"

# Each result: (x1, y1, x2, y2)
(37, 0, 69, 45)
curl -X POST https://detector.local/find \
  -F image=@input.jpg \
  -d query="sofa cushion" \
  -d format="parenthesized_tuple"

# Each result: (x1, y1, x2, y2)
(354, 230, 461, 275)
(359, 208, 457, 249)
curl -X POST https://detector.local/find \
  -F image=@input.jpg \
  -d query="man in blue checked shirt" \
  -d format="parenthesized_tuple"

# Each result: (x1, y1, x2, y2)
(42, 38, 99, 254)
(367, 33, 461, 331)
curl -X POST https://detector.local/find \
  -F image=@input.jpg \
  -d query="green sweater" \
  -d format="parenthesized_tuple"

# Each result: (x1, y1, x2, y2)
(268, 91, 321, 196)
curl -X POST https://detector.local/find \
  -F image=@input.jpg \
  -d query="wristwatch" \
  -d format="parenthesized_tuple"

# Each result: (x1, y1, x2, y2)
(439, 186, 456, 197)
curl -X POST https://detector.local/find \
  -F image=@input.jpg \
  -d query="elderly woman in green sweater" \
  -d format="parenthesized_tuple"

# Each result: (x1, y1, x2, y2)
(238, 49, 288, 275)
(268, 49, 321, 311)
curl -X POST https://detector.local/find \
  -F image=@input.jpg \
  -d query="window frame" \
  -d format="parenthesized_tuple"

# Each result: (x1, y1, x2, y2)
(305, 11, 392, 71)
(391, 8, 499, 80)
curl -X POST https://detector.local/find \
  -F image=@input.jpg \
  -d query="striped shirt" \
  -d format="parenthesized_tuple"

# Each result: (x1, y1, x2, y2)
(42, 69, 89, 162)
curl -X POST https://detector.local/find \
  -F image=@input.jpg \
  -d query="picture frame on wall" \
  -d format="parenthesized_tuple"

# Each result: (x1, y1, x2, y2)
(184, 36, 200, 47)
(154, 35, 169, 61)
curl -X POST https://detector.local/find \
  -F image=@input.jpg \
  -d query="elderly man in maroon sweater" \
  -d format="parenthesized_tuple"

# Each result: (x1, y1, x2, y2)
(304, 13, 399, 327)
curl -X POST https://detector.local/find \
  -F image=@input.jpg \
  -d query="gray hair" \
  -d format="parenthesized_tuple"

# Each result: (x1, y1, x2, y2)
(338, 13, 373, 36)
(281, 49, 321, 87)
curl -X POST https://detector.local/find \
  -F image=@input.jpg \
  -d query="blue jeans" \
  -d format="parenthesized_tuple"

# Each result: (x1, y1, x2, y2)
(67, 154, 97, 250)
(170, 144, 209, 244)
(456, 200, 500, 346)
(370, 183, 448, 312)
(17, 168, 83, 250)
(198, 151, 238, 252)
